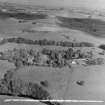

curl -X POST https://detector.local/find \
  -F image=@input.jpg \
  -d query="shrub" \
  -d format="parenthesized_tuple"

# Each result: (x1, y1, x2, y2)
(40, 80, 49, 87)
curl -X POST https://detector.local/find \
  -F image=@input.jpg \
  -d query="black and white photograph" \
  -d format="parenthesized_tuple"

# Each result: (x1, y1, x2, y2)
(0, 0, 104, 105)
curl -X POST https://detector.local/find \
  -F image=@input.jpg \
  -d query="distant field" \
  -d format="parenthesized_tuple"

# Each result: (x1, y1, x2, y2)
(0, 11, 48, 20)
(57, 16, 105, 38)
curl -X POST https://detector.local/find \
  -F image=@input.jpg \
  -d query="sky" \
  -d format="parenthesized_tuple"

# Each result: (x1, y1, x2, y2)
(1, 0, 105, 10)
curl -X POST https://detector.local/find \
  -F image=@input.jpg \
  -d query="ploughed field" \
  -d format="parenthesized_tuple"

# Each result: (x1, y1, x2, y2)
(0, 2, 105, 105)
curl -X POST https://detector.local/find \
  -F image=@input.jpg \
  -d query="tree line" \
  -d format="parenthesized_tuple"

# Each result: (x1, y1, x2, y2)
(0, 37, 94, 47)
(0, 70, 62, 105)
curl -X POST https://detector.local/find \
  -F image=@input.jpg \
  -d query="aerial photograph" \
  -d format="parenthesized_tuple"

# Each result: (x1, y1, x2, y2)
(0, 0, 105, 105)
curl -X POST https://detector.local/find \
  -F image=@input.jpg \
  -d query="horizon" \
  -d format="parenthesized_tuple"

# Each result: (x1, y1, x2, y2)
(0, 0, 105, 10)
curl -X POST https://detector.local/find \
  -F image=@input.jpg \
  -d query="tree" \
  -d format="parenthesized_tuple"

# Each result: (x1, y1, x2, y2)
(3, 71, 14, 83)
(99, 44, 105, 50)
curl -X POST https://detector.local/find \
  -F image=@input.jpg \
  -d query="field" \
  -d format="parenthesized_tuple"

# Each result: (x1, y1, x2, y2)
(57, 16, 105, 37)
(0, 1, 105, 105)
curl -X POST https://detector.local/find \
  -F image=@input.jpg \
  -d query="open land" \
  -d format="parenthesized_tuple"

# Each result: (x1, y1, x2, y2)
(0, 1, 105, 105)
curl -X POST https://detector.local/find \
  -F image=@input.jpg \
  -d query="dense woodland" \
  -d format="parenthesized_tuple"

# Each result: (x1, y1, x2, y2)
(0, 47, 104, 68)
